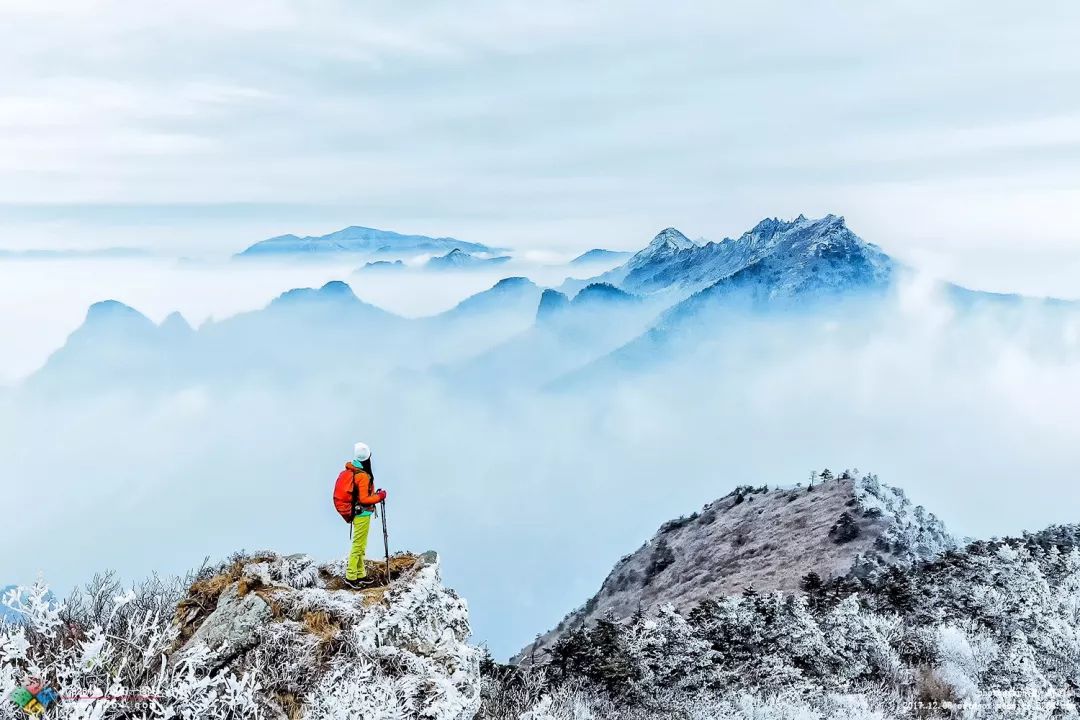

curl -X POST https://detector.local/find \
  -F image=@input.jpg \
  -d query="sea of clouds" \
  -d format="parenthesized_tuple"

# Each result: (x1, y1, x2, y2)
(2, 256, 1080, 659)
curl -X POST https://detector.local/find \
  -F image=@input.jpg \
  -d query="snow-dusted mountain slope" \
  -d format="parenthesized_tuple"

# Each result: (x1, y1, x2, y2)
(583, 215, 894, 301)
(235, 225, 494, 258)
(0, 551, 481, 720)
(515, 473, 954, 664)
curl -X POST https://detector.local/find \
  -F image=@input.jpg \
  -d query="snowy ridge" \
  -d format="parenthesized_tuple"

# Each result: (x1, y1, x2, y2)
(514, 472, 954, 666)
(585, 214, 894, 302)
(494, 489, 1080, 719)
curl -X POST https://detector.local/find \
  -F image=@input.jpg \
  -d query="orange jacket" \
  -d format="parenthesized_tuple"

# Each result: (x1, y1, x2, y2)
(347, 461, 384, 512)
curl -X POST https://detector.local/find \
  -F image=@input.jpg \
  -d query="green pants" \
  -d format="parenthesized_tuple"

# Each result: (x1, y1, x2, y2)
(347, 513, 372, 580)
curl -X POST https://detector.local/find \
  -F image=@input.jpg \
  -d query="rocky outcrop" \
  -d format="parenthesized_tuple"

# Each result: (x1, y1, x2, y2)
(173, 551, 481, 719)
(0, 550, 480, 719)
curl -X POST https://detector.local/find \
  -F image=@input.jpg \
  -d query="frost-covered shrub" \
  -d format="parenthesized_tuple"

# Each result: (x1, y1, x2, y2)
(1, 552, 480, 720)
(0, 574, 257, 720)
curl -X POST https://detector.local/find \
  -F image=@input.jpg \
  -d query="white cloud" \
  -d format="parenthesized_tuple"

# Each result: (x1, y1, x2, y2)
(0, 0, 1077, 284)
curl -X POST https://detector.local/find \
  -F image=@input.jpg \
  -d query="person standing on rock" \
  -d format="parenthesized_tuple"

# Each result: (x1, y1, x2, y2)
(333, 442, 387, 589)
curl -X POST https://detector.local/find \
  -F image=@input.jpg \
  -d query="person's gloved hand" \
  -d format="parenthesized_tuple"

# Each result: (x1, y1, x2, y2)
(377, 489, 387, 502)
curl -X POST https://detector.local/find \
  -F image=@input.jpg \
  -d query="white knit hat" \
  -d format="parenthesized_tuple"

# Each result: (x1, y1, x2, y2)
(353, 442, 371, 462)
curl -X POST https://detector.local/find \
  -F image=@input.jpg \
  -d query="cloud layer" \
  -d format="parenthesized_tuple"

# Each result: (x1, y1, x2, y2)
(3, 261, 1080, 660)
(1, 0, 1079, 294)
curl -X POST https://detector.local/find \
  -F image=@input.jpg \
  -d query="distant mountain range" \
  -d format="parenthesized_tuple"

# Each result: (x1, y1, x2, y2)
(29, 274, 546, 391)
(235, 226, 497, 259)
(28, 213, 1078, 394)
(573, 214, 894, 302)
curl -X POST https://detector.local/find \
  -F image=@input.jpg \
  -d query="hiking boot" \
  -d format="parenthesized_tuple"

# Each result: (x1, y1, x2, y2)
(344, 577, 377, 590)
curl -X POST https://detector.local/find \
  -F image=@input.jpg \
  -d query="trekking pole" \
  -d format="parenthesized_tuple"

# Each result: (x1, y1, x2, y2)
(380, 499, 391, 587)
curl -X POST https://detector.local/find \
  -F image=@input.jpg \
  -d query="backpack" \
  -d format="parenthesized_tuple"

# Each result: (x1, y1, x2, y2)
(333, 468, 358, 522)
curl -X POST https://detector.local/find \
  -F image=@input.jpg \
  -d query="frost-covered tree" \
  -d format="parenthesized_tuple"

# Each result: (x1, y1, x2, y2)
(521, 526, 1080, 719)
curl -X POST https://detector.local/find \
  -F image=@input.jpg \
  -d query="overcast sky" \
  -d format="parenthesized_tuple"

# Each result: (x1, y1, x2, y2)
(1, 1, 1079, 293)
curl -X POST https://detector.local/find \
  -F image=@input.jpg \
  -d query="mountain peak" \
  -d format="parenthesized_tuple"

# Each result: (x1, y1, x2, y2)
(84, 300, 155, 330)
(536, 288, 571, 323)
(272, 281, 359, 307)
(515, 471, 954, 663)
(622, 228, 697, 275)
(160, 311, 193, 335)
(491, 276, 535, 291)
(811, 212, 843, 227)
(86, 299, 142, 318)
(648, 227, 696, 252)
(573, 282, 636, 306)
(319, 280, 355, 297)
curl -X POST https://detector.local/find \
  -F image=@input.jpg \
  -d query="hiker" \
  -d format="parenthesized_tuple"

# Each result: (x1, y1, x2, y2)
(333, 442, 387, 589)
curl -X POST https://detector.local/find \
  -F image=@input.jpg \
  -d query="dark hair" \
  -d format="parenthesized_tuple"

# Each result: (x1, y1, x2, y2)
(361, 456, 374, 479)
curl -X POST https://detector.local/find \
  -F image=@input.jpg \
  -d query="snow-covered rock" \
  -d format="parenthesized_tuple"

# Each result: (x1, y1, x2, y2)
(0, 551, 481, 720)
(183, 584, 272, 666)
